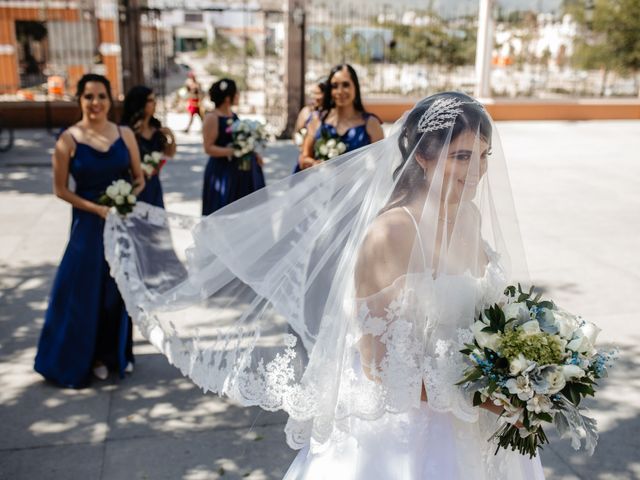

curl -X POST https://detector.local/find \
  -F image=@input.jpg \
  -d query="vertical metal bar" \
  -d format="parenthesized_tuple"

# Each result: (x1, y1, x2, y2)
(474, 0, 493, 99)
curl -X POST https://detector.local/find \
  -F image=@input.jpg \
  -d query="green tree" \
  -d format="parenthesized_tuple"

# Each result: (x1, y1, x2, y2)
(565, 0, 640, 95)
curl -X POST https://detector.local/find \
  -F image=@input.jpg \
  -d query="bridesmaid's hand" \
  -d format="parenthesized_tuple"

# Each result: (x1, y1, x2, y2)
(224, 147, 235, 159)
(299, 156, 315, 170)
(95, 205, 111, 219)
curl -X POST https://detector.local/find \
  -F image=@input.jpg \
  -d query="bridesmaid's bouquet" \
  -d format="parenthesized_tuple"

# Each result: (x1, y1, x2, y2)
(314, 130, 347, 161)
(293, 127, 308, 147)
(457, 284, 615, 458)
(99, 179, 137, 216)
(228, 118, 269, 171)
(141, 151, 166, 176)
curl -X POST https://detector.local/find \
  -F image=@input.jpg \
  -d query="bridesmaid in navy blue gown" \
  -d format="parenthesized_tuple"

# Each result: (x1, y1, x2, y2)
(299, 64, 384, 171)
(121, 85, 176, 208)
(201, 78, 266, 215)
(34, 74, 145, 388)
(292, 80, 325, 174)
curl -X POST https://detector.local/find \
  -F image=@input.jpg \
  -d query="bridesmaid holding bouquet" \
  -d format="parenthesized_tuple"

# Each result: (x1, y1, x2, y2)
(34, 74, 144, 387)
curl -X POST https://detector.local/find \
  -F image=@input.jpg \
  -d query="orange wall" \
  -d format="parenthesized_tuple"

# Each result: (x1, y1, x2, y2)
(366, 99, 640, 122)
(0, 17, 18, 93)
(0, 7, 79, 22)
(0, 6, 105, 94)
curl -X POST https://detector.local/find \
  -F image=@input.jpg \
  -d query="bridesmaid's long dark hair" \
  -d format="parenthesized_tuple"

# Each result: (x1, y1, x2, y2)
(121, 85, 162, 130)
(321, 64, 367, 121)
(120, 85, 167, 151)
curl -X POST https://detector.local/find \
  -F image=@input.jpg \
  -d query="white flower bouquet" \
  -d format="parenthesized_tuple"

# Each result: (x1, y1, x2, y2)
(293, 127, 308, 147)
(141, 151, 167, 176)
(457, 284, 616, 458)
(314, 130, 347, 161)
(227, 118, 269, 171)
(99, 179, 137, 216)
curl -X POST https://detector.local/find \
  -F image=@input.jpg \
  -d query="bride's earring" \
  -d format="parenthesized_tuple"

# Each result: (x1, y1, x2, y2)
(423, 168, 427, 180)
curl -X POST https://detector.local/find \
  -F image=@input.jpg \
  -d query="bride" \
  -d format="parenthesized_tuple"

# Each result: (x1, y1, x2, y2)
(105, 92, 545, 479)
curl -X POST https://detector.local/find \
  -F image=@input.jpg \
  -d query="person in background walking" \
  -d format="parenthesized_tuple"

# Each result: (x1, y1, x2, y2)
(183, 72, 203, 133)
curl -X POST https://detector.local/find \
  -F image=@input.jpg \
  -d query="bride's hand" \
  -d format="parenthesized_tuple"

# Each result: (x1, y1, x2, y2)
(480, 400, 524, 428)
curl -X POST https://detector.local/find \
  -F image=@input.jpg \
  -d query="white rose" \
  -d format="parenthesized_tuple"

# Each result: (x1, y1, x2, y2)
(471, 321, 501, 351)
(319, 145, 329, 156)
(554, 310, 579, 339)
(579, 321, 601, 345)
(337, 142, 347, 153)
(141, 164, 154, 176)
(118, 182, 132, 196)
(115, 195, 125, 205)
(326, 138, 337, 148)
(562, 364, 585, 381)
(106, 185, 119, 199)
(526, 394, 553, 414)
(509, 353, 532, 376)
(328, 149, 339, 158)
(233, 150, 243, 158)
(151, 151, 163, 161)
(545, 367, 566, 394)
(567, 334, 593, 354)
(127, 194, 136, 204)
(520, 320, 541, 336)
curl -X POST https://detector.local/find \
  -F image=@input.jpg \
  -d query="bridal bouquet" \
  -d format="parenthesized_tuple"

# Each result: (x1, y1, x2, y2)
(314, 130, 347, 161)
(99, 179, 137, 216)
(141, 151, 166, 176)
(457, 284, 615, 458)
(228, 118, 269, 171)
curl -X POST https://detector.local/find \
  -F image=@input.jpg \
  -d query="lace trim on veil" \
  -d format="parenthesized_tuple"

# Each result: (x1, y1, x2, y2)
(105, 202, 506, 450)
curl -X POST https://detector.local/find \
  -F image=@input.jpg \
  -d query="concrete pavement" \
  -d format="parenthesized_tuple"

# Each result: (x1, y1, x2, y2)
(1, 116, 639, 479)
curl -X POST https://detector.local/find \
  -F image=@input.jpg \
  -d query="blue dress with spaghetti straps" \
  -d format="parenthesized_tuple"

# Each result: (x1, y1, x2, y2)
(136, 129, 165, 208)
(34, 129, 134, 388)
(202, 113, 266, 215)
(293, 112, 373, 174)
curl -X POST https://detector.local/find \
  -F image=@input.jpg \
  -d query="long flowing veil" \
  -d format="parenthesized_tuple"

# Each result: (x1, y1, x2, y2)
(104, 92, 529, 454)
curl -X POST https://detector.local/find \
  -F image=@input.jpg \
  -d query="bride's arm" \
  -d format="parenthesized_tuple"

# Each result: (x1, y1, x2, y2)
(355, 210, 431, 400)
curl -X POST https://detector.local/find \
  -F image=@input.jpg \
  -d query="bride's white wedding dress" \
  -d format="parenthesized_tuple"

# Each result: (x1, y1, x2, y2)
(284, 214, 545, 480)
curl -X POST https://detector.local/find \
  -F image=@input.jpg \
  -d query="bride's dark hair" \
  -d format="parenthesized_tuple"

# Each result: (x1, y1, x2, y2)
(386, 92, 491, 210)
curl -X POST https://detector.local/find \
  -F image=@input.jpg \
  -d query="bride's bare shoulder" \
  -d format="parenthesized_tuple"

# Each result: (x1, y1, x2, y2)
(354, 208, 416, 296)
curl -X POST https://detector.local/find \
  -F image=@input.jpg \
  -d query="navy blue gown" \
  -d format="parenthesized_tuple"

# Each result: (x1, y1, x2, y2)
(293, 112, 372, 174)
(202, 113, 266, 215)
(136, 130, 165, 208)
(34, 132, 134, 388)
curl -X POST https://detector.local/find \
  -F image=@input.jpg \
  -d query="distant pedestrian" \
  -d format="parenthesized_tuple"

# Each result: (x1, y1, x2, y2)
(34, 74, 145, 387)
(183, 72, 203, 133)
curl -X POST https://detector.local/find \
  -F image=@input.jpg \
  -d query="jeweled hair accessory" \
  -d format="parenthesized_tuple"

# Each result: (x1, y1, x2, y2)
(417, 97, 481, 134)
(220, 80, 228, 91)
